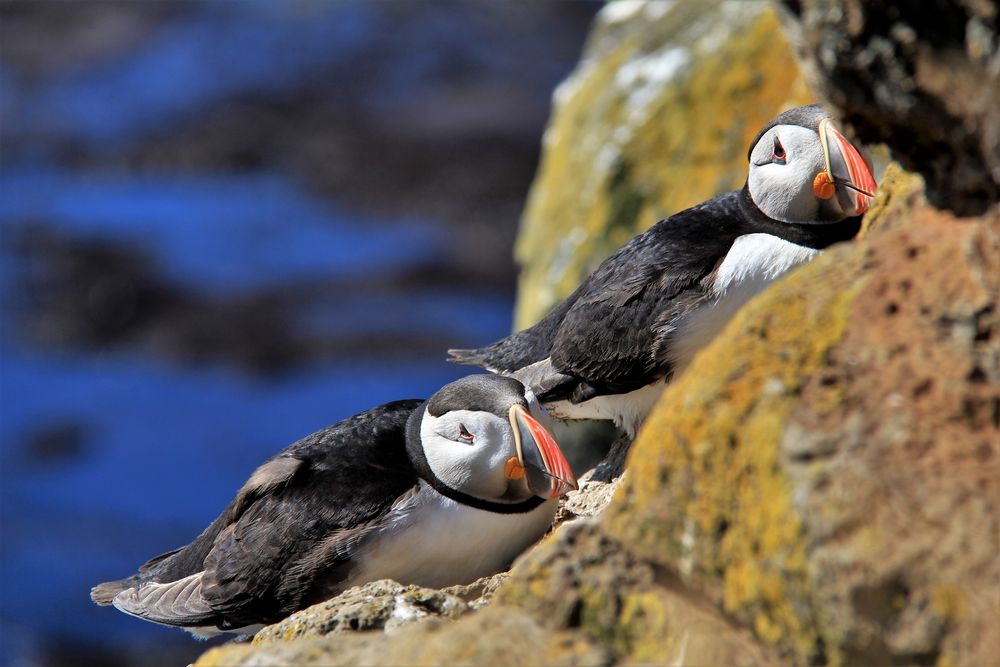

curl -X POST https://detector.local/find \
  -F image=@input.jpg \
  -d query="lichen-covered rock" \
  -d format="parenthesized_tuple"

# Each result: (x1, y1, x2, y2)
(513, 0, 812, 327)
(195, 576, 505, 665)
(251, 580, 469, 644)
(504, 191, 997, 667)
(776, 0, 1000, 216)
(498, 520, 782, 667)
(606, 198, 1000, 665)
(197, 604, 611, 667)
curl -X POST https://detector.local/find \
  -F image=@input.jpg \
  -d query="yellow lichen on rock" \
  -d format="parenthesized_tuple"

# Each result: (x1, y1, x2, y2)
(859, 160, 926, 235)
(496, 520, 782, 666)
(514, 1, 811, 328)
(604, 241, 868, 662)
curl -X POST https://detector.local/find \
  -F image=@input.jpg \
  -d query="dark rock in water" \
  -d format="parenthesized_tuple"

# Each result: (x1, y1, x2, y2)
(0, 0, 185, 82)
(13, 226, 185, 349)
(1, 4, 597, 664)
(777, 0, 1000, 216)
(20, 421, 91, 465)
(8, 225, 502, 375)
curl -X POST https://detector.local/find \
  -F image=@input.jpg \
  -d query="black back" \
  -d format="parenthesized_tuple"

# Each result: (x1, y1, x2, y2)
(452, 189, 860, 401)
(117, 399, 422, 629)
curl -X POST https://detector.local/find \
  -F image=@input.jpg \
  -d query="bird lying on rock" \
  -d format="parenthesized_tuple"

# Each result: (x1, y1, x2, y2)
(450, 105, 877, 437)
(91, 375, 576, 637)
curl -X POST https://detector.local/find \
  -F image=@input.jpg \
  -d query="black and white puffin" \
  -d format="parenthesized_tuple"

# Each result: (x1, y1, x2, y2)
(449, 105, 877, 437)
(91, 375, 576, 637)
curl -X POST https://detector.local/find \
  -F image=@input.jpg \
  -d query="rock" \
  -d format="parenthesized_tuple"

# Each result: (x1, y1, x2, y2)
(197, 604, 611, 667)
(442, 572, 509, 610)
(555, 470, 624, 525)
(513, 0, 812, 327)
(606, 197, 1000, 665)
(856, 161, 927, 235)
(554, 432, 631, 525)
(196, 575, 509, 665)
(498, 520, 783, 667)
(776, 0, 1000, 216)
(251, 580, 470, 644)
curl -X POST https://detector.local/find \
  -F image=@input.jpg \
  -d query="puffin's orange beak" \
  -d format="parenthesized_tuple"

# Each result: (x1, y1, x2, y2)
(508, 404, 577, 499)
(816, 118, 877, 216)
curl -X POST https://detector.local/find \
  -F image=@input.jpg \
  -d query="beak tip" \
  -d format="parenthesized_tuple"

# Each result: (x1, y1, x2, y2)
(510, 404, 577, 500)
(821, 118, 877, 218)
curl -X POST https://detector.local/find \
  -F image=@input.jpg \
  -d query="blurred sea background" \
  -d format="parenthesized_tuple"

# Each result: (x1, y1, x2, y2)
(0, 2, 599, 665)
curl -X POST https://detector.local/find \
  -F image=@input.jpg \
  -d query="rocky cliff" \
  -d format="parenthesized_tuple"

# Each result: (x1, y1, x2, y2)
(196, 2, 999, 665)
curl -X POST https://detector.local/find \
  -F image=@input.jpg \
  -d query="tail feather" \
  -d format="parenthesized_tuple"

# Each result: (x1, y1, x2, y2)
(447, 348, 489, 368)
(91, 578, 132, 606)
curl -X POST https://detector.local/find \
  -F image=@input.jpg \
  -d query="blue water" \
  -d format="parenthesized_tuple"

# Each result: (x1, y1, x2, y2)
(0, 2, 596, 661)
(6, 1, 378, 152)
(0, 170, 445, 294)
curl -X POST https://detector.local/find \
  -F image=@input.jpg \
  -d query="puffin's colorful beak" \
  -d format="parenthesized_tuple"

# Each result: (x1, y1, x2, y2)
(508, 404, 577, 499)
(817, 118, 877, 216)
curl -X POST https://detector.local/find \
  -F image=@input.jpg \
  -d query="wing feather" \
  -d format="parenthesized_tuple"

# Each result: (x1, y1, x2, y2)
(112, 573, 215, 626)
(93, 400, 422, 631)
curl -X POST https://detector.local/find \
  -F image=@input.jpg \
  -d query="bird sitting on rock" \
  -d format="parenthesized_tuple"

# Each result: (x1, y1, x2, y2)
(449, 105, 877, 437)
(91, 375, 576, 637)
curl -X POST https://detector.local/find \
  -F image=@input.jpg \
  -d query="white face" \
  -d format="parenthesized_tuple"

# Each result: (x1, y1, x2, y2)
(747, 124, 848, 224)
(419, 408, 530, 502)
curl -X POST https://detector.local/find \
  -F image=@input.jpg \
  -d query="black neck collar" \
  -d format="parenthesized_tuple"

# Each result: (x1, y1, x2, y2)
(737, 184, 862, 249)
(405, 403, 546, 515)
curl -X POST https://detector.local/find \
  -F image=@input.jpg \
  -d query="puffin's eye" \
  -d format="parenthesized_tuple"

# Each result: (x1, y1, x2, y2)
(772, 136, 786, 164)
(457, 424, 475, 443)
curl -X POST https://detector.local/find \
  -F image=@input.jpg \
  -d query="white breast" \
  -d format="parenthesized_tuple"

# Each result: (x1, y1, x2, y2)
(666, 233, 818, 370)
(347, 482, 557, 589)
(711, 233, 819, 296)
(536, 235, 819, 437)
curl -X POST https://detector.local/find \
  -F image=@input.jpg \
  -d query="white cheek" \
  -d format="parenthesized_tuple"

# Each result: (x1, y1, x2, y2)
(747, 125, 828, 224)
(748, 165, 819, 223)
(419, 411, 514, 499)
(422, 433, 471, 487)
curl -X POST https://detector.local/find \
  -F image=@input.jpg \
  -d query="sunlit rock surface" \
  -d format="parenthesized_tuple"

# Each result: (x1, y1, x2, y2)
(195, 1, 999, 665)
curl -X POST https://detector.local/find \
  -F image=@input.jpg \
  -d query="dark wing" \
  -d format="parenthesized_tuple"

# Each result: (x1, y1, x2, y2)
(450, 193, 744, 394)
(98, 399, 422, 630)
(538, 194, 745, 401)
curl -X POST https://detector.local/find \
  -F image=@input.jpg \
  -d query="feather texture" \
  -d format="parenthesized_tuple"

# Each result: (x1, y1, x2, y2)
(91, 400, 423, 632)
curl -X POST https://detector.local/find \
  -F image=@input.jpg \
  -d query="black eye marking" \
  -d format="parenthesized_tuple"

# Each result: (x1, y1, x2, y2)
(772, 135, 787, 164)
(457, 424, 475, 443)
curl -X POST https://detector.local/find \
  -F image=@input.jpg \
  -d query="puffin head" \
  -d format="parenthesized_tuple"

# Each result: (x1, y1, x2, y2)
(746, 105, 877, 224)
(407, 375, 577, 510)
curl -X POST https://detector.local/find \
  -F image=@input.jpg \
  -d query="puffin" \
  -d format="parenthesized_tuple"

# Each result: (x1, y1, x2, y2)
(449, 105, 877, 437)
(91, 375, 576, 637)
